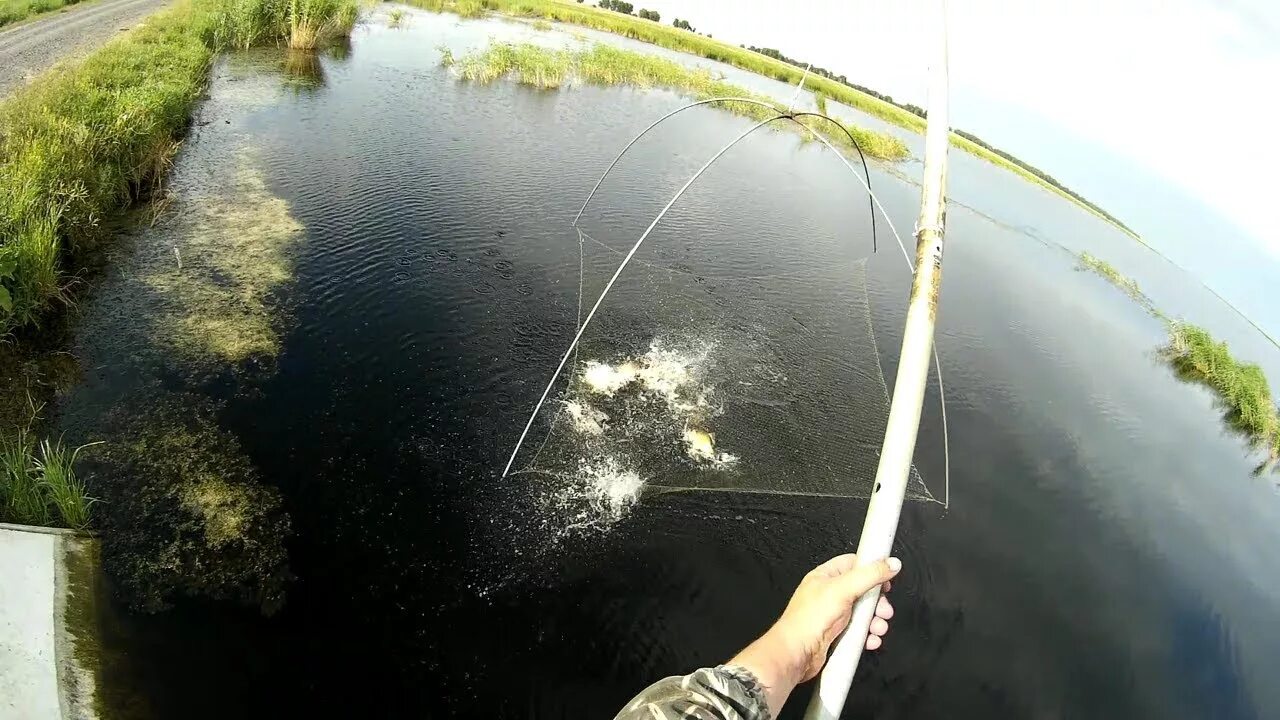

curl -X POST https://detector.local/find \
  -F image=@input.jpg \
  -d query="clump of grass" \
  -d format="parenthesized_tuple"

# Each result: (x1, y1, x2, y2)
(286, 0, 359, 50)
(1167, 323, 1280, 459)
(1, 431, 48, 525)
(444, 42, 909, 160)
(1, 431, 99, 529)
(532, 17, 551, 31)
(387, 7, 405, 26)
(814, 91, 828, 116)
(34, 438, 100, 529)
(452, 41, 571, 88)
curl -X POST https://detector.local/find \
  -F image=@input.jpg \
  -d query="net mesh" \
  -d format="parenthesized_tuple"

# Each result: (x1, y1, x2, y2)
(510, 117, 939, 517)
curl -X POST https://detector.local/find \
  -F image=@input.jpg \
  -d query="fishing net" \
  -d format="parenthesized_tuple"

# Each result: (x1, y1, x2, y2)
(508, 109, 941, 516)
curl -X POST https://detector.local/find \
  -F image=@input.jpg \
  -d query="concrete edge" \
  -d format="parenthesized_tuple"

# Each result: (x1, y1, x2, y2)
(0, 522, 94, 538)
(54, 535, 102, 720)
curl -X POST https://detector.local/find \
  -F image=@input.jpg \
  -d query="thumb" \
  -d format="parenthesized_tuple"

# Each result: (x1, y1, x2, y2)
(839, 556, 901, 599)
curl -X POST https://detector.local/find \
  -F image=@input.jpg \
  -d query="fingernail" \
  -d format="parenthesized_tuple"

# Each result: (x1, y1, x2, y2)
(887, 557, 902, 574)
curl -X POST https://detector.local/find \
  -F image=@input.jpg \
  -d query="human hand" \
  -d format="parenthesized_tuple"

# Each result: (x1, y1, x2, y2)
(773, 554, 900, 681)
(729, 554, 901, 715)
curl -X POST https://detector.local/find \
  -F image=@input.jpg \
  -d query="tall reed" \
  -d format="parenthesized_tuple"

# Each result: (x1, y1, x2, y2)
(35, 438, 100, 529)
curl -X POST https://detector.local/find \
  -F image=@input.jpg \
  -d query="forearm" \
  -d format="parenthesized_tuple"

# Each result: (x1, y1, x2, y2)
(729, 625, 806, 718)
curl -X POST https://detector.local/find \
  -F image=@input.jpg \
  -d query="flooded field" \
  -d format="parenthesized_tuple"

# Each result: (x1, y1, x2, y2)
(56, 8, 1280, 719)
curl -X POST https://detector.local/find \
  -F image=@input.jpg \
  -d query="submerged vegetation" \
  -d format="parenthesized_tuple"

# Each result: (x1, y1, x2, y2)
(1079, 251, 1280, 462)
(441, 42, 910, 161)
(411, 0, 1139, 238)
(141, 150, 304, 364)
(93, 400, 292, 613)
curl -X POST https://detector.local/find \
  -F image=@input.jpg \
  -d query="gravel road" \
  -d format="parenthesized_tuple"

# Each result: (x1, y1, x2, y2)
(0, 0, 170, 98)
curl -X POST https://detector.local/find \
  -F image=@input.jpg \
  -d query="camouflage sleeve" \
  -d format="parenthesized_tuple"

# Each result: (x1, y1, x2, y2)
(613, 665, 771, 720)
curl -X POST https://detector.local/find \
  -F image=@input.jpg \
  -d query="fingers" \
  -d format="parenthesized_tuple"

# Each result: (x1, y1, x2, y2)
(869, 616, 889, 636)
(876, 595, 893, 620)
(839, 556, 902, 600)
(867, 611, 892, 652)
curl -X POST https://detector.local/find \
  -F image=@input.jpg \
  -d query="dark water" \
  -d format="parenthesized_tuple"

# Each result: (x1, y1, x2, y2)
(64, 9, 1280, 719)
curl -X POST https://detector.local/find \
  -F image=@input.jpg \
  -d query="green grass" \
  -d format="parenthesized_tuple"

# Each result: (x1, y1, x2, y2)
(0, 0, 85, 30)
(1080, 249, 1280, 461)
(1, 431, 99, 529)
(442, 41, 910, 161)
(0, 0, 358, 335)
(1167, 323, 1280, 459)
(1, 431, 48, 525)
(412, 0, 1138, 239)
(387, 7, 404, 25)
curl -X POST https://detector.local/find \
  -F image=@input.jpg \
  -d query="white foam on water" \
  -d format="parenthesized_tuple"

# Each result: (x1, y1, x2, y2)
(582, 360, 640, 396)
(581, 458, 645, 518)
(580, 341, 715, 415)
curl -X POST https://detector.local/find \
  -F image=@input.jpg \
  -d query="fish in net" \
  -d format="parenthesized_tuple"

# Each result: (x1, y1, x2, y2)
(503, 99, 947, 523)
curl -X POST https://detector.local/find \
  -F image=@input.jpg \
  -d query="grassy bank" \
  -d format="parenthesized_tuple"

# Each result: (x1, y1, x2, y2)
(0, 0, 356, 541)
(410, 0, 1139, 239)
(442, 42, 910, 161)
(1079, 251, 1280, 461)
(0, 0, 85, 30)
(0, 0, 357, 335)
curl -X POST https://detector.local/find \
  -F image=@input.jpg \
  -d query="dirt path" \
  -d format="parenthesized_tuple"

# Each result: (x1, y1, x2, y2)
(0, 0, 170, 98)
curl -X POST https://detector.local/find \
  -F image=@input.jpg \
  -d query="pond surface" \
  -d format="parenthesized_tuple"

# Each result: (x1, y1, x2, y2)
(63, 8, 1280, 719)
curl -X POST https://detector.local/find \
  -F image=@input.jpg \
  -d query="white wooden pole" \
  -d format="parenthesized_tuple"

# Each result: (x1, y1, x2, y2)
(802, 1, 950, 717)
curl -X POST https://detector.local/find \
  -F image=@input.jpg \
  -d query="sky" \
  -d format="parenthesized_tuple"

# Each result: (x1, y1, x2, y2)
(632, 0, 1280, 334)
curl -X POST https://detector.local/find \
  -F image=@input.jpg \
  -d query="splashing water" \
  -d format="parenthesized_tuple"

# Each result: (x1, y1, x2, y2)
(581, 458, 645, 519)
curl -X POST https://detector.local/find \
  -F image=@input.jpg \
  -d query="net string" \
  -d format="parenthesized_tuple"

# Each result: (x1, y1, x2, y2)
(511, 95, 952, 508)
(502, 114, 790, 478)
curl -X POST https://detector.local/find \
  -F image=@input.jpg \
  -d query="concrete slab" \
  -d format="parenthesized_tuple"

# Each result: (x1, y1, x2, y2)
(0, 528, 59, 719)
(0, 525, 101, 720)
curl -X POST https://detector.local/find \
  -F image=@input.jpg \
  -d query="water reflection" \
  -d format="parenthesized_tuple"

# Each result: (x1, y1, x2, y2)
(61, 10, 1280, 719)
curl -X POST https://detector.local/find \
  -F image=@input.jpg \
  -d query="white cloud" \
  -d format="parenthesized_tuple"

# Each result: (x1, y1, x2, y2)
(634, 0, 1279, 253)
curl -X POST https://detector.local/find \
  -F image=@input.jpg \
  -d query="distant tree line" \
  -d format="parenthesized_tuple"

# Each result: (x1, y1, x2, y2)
(598, 0, 633, 14)
(673, 17, 695, 31)
(598, 1, 660, 22)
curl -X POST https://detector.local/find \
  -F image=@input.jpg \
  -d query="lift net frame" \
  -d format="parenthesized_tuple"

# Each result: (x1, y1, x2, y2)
(503, 97, 949, 512)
